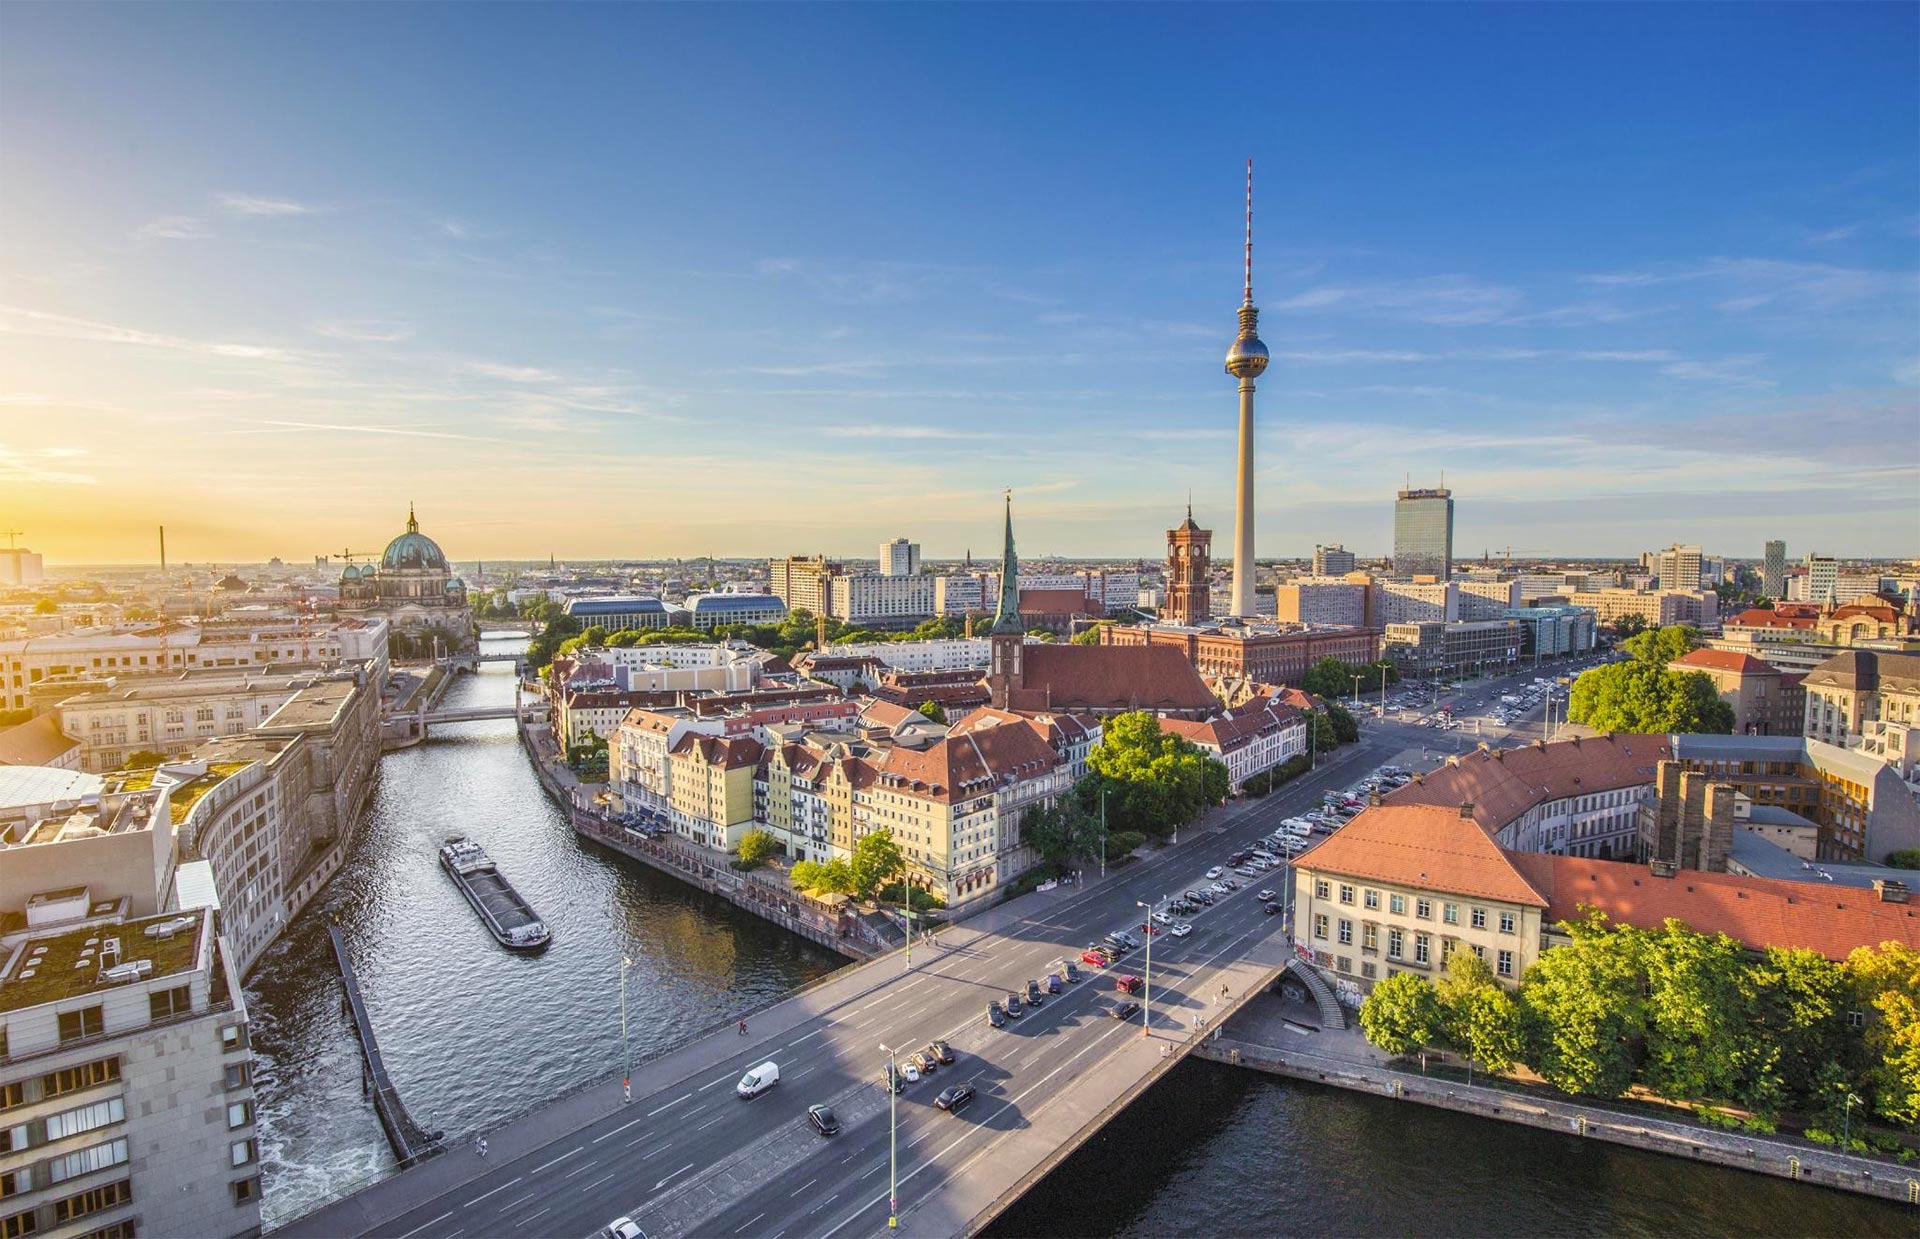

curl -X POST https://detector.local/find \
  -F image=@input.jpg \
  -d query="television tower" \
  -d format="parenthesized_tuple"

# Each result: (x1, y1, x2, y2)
(1225, 158, 1269, 619)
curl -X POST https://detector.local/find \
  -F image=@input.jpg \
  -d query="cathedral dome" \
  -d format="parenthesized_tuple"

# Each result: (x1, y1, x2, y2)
(381, 506, 448, 572)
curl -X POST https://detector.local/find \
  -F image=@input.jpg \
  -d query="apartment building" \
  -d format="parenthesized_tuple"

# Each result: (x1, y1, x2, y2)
(1653, 544, 1704, 591)
(1802, 650, 1920, 778)
(933, 575, 986, 617)
(1580, 588, 1719, 629)
(767, 556, 839, 617)
(1158, 696, 1306, 790)
(1312, 545, 1356, 576)
(1376, 580, 1458, 625)
(1274, 578, 1369, 628)
(1382, 620, 1523, 680)
(1457, 578, 1522, 619)
(1668, 648, 1807, 737)
(666, 734, 763, 852)
(878, 539, 920, 577)
(814, 639, 988, 675)
(830, 573, 936, 627)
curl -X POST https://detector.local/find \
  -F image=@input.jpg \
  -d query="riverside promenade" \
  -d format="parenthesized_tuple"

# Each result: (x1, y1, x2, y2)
(1199, 989, 1920, 1209)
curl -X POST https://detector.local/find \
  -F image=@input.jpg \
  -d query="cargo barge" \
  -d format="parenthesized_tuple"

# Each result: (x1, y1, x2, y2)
(439, 837, 551, 950)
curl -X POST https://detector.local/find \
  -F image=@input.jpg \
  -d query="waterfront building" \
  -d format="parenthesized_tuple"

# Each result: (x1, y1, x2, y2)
(561, 595, 672, 633)
(1762, 540, 1787, 599)
(767, 556, 839, 617)
(336, 507, 473, 654)
(1802, 650, 1920, 778)
(1667, 649, 1806, 737)
(666, 734, 763, 852)
(1392, 487, 1454, 581)
(1291, 799, 1920, 999)
(1382, 619, 1523, 680)
(1164, 509, 1212, 627)
(878, 539, 920, 577)
(1312, 544, 1356, 577)
(0, 782, 261, 1239)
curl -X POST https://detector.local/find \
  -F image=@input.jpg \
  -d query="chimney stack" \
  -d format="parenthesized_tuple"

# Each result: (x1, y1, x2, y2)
(1874, 879, 1911, 904)
(1459, 801, 1475, 819)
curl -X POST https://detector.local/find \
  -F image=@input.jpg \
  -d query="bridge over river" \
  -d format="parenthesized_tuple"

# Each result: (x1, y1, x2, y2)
(274, 740, 1395, 1239)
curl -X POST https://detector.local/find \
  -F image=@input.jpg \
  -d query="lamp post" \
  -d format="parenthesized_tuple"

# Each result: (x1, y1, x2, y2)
(618, 955, 633, 1103)
(1099, 787, 1108, 878)
(1349, 673, 1362, 709)
(1843, 1090, 1861, 1145)
(1379, 664, 1389, 719)
(1136, 899, 1156, 1037)
(879, 1043, 899, 1228)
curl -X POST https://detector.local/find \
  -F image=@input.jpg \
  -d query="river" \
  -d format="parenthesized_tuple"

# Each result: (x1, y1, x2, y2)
(249, 636, 1913, 1234)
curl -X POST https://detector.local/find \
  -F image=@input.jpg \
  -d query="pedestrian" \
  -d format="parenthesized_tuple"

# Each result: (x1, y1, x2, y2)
(738, 1019, 748, 1036)
(476, 1137, 488, 1157)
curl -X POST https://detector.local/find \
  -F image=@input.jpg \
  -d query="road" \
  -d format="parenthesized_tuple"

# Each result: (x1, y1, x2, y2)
(361, 733, 1403, 1239)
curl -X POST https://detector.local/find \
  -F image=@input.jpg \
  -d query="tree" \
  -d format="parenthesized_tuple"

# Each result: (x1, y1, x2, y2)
(736, 828, 779, 868)
(1106, 830, 1148, 859)
(1434, 950, 1525, 1075)
(1083, 712, 1230, 840)
(1323, 701, 1360, 744)
(1887, 849, 1920, 871)
(1358, 973, 1444, 1058)
(790, 857, 858, 898)
(850, 828, 906, 901)
(1566, 662, 1733, 734)
(1620, 624, 1701, 667)
(1609, 613, 1649, 639)
(123, 750, 165, 770)
(1025, 628, 1057, 643)
(1072, 623, 1111, 646)
(1308, 710, 1340, 754)
(1745, 947, 1856, 1115)
(1640, 921, 1756, 1105)
(1845, 942, 1920, 1126)
(32, 598, 57, 614)
(915, 700, 948, 724)
(1519, 912, 1647, 1098)
(1022, 798, 1104, 871)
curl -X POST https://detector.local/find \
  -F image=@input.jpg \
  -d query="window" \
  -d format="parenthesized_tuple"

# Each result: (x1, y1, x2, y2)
(1414, 934, 1431, 966)
(1338, 884, 1355, 905)
(58, 1007, 104, 1044)
(224, 1062, 251, 1091)
(231, 1138, 255, 1168)
(1360, 961, 1376, 980)
(1415, 899, 1432, 920)
(0, 1083, 22, 1113)
(1, 1207, 38, 1239)
(46, 1137, 127, 1184)
(149, 986, 192, 1021)
(226, 1101, 251, 1130)
(1499, 911, 1517, 934)
(1442, 902, 1459, 926)
(75, 1219, 136, 1239)
(45, 1098, 124, 1143)
(1313, 914, 1328, 941)
(52, 1179, 129, 1225)
(1470, 906, 1487, 930)
(1363, 889, 1379, 910)
(1389, 894, 1406, 916)
(1, 1169, 30, 1199)
(1848, 1010, 1866, 1030)
(1387, 928, 1403, 959)
(1362, 923, 1378, 952)
(1497, 950, 1515, 977)
(231, 1177, 260, 1205)
(41, 1059, 118, 1101)
(1337, 919, 1352, 946)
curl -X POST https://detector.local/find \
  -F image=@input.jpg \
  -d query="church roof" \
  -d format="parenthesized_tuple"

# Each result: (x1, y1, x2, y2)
(1001, 644, 1217, 714)
(381, 505, 449, 572)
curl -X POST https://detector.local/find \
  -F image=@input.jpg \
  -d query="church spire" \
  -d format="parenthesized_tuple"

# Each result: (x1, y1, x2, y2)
(990, 490, 1022, 635)
(407, 502, 419, 534)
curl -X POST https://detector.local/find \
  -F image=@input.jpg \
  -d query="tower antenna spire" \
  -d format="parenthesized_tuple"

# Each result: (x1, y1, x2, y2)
(1244, 158, 1254, 306)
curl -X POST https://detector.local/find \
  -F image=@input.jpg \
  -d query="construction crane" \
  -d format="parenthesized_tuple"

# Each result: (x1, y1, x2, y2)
(1, 530, 22, 550)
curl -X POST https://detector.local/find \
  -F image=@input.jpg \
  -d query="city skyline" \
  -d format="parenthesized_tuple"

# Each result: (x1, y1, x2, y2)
(3, 5, 1917, 564)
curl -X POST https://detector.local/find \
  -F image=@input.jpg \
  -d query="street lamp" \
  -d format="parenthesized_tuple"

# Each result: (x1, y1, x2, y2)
(1843, 1090, 1862, 1145)
(879, 1043, 899, 1228)
(618, 955, 634, 1104)
(1349, 673, 1363, 709)
(1098, 787, 1109, 878)
(1136, 899, 1156, 1038)
(1379, 664, 1389, 719)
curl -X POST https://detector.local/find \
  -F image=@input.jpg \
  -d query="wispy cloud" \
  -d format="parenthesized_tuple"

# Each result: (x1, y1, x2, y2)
(242, 419, 508, 443)
(1806, 224, 1861, 245)
(466, 360, 558, 383)
(820, 424, 989, 440)
(0, 443, 96, 486)
(1272, 275, 1524, 325)
(0, 305, 301, 362)
(315, 320, 414, 344)
(1660, 355, 1773, 388)
(134, 215, 210, 241)
(219, 193, 322, 217)
(1581, 256, 1914, 312)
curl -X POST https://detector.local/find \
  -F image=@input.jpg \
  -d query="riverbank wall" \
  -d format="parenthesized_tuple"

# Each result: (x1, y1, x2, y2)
(1195, 1035, 1920, 1208)
(516, 718, 880, 961)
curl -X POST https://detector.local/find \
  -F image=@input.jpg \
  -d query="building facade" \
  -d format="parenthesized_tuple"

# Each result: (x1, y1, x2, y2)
(829, 574, 936, 627)
(335, 507, 473, 652)
(1312, 545, 1356, 577)
(1103, 622, 1381, 689)
(767, 556, 839, 617)
(1392, 487, 1454, 581)
(1383, 620, 1523, 680)
(1164, 510, 1212, 627)
(1802, 650, 1920, 778)
(1763, 540, 1787, 599)
(878, 539, 921, 577)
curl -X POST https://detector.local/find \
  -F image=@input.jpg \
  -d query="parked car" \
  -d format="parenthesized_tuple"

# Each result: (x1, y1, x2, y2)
(1046, 973, 1063, 995)
(900, 1062, 922, 1084)
(1170, 922, 1193, 937)
(987, 1001, 1006, 1028)
(883, 1063, 905, 1093)
(1081, 948, 1110, 967)
(807, 1104, 840, 1136)
(1115, 974, 1143, 995)
(1025, 980, 1044, 1006)
(906, 1051, 936, 1075)
(1206, 866, 1224, 879)
(1063, 961, 1081, 983)
(1110, 1000, 1142, 1021)
(1005, 992, 1024, 1017)
(928, 1040, 955, 1064)
(1137, 922, 1160, 936)
(934, 1084, 976, 1113)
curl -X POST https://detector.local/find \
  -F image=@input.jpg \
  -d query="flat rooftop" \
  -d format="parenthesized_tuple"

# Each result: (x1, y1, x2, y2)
(1730, 831, 1898, 892)
(0, 906, 207, 1015)
(258, 678, 360, 731)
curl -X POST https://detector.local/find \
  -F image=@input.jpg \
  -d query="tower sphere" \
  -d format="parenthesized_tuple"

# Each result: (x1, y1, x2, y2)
(1225, 334, 1269, 379)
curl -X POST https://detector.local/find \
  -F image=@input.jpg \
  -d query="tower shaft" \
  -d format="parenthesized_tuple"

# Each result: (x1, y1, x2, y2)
(1231, 379, 1256, 617)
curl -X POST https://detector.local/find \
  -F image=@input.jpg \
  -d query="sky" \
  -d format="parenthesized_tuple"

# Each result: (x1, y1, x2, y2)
(1, 3, 1916, 567)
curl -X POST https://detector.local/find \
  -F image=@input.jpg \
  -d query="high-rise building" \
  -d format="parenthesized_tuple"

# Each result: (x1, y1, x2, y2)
(0, 546, 44, 585)
(1763, 540, 1787, 599)
(1312, 544, 1356, 576)
(767, 555, 838, 617)
(1654, 544, 1704, 592)
(1164, 507, 1212, 626)
(878, 538, 920, 577)
(1225, 160, 1269, 618)
(1804, 553, 1839, 605)
(1393, 487, 1454, 580)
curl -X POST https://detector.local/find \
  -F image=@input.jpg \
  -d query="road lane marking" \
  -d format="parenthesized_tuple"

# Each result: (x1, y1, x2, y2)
(647, 1092, 693, 1116)
(785, 1029, 822, 1047)
(530, 1147, 581, 1173)
(396, 1211, 451, 1239)
(562, 1157, 598, 1178)
(735, 1213, 766, 1234)
(520, 1207, 551, 1224)
(655, 1162, 696, 1189)
(697, 1113, 727, 1131)
(583, 1171, 617, 1192)
(498, 1191, 536, 1212)
(699, 1075, 733, 1091)
(789, 1177, 819, 1198)
(592, 1117, 644, 1143)
(462, 1176, 522, 1207)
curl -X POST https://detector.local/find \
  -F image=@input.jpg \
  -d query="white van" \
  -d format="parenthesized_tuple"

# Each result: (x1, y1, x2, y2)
(736, 1061, 780, 1098)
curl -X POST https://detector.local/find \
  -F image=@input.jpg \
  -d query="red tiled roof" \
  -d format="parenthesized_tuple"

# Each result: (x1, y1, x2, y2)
(873, 717, 1060, 804)
(1296, 804, 1550, 907)
(669, 733, 763, 769)
(1018, 587, 1094, 616)
(1002, 644, 1217, 714)
(1507, 853, 1920, 959)
(1727, 608, 1815, 631)
(1670, 649, 1777, 676)
(1386, 735, 1671, 833)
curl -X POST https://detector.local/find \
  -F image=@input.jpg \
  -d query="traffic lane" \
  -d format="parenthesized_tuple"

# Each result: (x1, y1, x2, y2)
(708, 904, 1284, 1239)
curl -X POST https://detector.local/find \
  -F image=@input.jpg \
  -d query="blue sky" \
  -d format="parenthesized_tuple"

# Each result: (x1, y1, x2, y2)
(1, 3, 1915, 565)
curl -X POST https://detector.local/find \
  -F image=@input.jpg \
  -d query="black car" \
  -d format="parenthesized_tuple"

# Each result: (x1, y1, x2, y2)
(1110, 1000, 1141, 1021)
(883, 1065, 905, 1094)
(1005, 992, 1024, 1017)
(934, 1084, 976, 1113)
(987, 1002, 1006, 1028)
(807, 1104, 840, 1135)
(1025, 979, 1044, 1005)
(1263, 902, 1281, 916)
(927, 1040, 955, 1065)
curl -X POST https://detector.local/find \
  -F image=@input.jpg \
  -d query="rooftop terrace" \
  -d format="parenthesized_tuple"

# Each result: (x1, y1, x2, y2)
(0, 906, 207, 1014)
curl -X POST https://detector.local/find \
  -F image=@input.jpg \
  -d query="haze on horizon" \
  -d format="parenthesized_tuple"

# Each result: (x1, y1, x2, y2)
(2, 5, 1916, 568)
